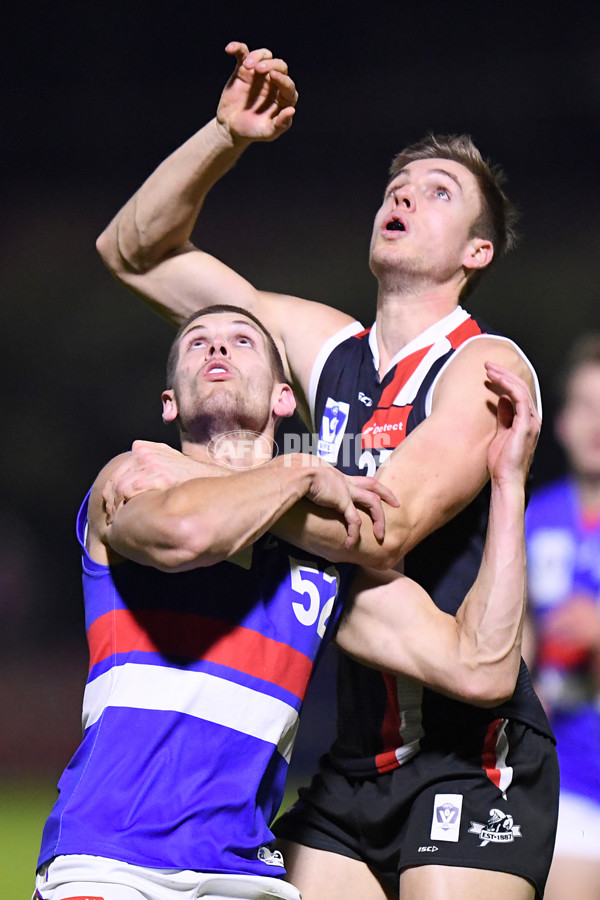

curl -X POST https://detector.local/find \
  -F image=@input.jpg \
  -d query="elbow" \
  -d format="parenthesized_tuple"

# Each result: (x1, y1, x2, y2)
(96, 206, 150, 278)
(362, 536, 408, 571)
(453, 664, 518, 708)
(153, 516, 226, 571)
(96, 226, 132, 278)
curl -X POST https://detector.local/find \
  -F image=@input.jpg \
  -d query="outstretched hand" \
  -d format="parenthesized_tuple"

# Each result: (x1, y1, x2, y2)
(484, 362, 541, 485)
(217, 41, 298, 143)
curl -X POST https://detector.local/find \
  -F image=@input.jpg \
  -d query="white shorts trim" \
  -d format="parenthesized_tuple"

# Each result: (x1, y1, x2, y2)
(553, 791, 600, 860)
(35, 855, 301, 900)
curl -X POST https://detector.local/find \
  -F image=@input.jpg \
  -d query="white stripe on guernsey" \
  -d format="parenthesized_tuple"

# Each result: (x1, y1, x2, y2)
(369, 307, 471, 379)
(308, 320, 365, 428)
(424, 334, 543, 419)
(82, 663, 300, 762)
(494, 719, 514, 796)
(392, 339, 453, 407)
(394, 676, 425, 766)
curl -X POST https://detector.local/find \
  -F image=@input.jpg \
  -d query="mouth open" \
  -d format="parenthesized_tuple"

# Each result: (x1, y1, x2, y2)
(204, 361, 232, 378)
(386, 219, 406, 232)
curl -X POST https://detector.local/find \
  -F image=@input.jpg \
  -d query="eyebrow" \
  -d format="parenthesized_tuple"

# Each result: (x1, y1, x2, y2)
(390, 166, 464, 194)
(181, 319, 263, 339)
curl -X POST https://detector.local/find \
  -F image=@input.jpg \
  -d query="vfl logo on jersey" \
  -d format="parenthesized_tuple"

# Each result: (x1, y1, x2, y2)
(318, 397, 350, 463)
(430, 793, 463, 843)
(469, 808, 522, 847)
(361, 405, 413, 450)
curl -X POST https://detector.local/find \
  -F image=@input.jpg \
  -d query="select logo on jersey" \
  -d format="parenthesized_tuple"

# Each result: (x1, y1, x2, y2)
(430, 793, 463, 842)
(361, 405, 412, 450)
(317, 397, 350, 463)
(469, 808, 522, 847)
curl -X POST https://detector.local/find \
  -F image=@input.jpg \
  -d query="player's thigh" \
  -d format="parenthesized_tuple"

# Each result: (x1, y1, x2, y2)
(278, 839, 393, 900)
(544, 857, 600, 900)
(399, 864, 534, 900)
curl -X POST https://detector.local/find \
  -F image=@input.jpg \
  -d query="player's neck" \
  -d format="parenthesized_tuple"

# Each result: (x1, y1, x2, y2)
(180, 431, 275, 470)
(374, 285, 460, 376)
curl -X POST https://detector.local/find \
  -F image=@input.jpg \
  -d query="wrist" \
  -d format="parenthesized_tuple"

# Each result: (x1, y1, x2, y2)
(271, 453, 316, 498)
(490, 473, 526, 513)
(212, 115, 253, 153)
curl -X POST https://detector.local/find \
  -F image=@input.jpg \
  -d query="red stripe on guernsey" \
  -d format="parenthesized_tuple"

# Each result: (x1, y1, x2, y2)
(481, 718, 505, 788)
(87, 609, 313, 700)
(361, 345, 430, 450)
(379, 346, 432, 408)
(374, 673, 403, 773)
(447, 317, 484, 348)
(361, 405, 413, 449)
(354, 327, 371, 339)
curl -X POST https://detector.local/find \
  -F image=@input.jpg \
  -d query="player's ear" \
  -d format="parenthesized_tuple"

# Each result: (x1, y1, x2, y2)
(162, 389, 178, 423)
(272, 383, 296, 419)
(463, 237, 494, 271)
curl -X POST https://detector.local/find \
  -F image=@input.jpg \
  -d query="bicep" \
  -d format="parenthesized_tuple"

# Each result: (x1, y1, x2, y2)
(376, 339, 533, 556)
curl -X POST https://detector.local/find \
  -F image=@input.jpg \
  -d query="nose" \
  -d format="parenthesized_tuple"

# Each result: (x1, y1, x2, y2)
(207, 339, 230, 358)
(391, 185, 414, 210)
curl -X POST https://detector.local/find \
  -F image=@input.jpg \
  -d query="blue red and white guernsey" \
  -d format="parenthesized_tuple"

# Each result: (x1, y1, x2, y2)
(526, 477, 600, 806)
(37, 493, 353, 876)
(309, 306, 553, 778)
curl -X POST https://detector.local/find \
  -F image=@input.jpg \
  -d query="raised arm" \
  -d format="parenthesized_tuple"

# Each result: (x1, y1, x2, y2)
(96, 42, 354, 415)
(334, 360, 540, 706)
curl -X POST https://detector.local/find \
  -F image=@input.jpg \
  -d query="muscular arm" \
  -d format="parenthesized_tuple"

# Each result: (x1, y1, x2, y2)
(86, 453, 354, 571)
(335, 364, 539, 705)
(273, 339, 538, 567)
(96, 42, 354, 417)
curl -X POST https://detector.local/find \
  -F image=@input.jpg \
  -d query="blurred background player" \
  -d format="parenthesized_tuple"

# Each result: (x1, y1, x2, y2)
(525, 334, 600, 900)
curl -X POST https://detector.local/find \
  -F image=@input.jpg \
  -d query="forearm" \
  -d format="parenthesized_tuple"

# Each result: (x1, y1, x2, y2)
(97, 118, 248, 276)
(455, 473, 527, 700)
(272, 500, 394, 568)
(108, 455, 316, 570)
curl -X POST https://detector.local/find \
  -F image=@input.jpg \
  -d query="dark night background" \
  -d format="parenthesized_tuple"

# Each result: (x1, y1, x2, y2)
(2, 2, 600, 782)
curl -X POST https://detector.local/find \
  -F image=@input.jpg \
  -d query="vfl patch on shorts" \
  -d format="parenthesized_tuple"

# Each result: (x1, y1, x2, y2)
(430, 794, 463, 842)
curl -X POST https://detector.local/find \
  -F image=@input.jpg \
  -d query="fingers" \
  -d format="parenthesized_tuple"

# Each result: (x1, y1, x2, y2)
(349, 488, 386, 541)
(343, 476, 399, 541)
(349, 476, 400, 508)
(343, 505, 362, 550)
(224, 41, 250, 63)
(485, 362, 541, 432)
(102, 441, 177, 524)
(102, 460, 133, 524)
(225, 42, 298, 113)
